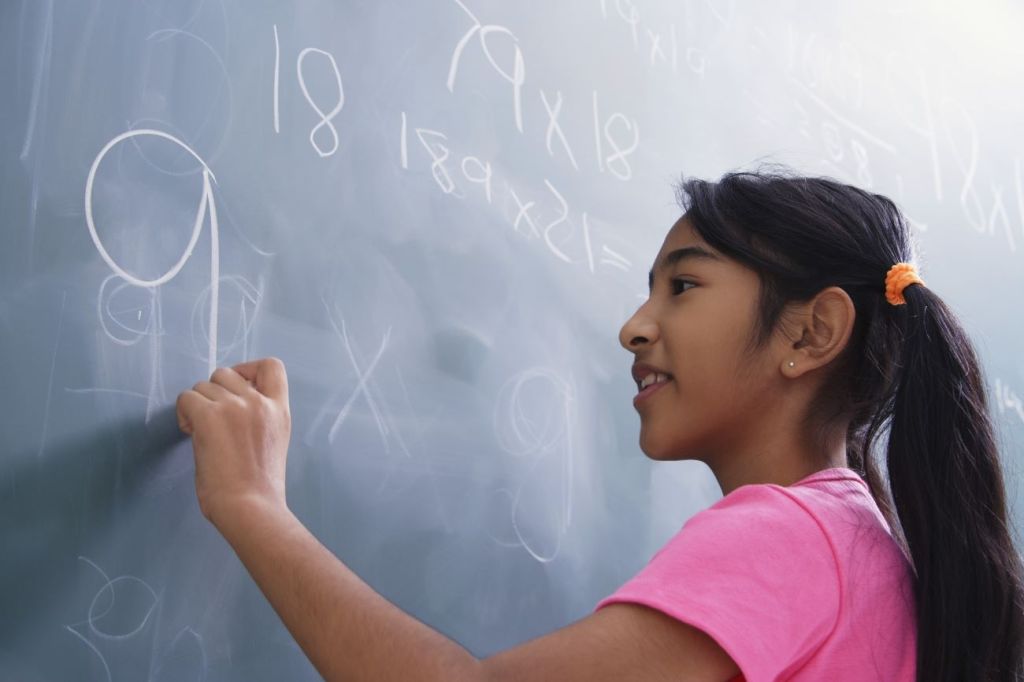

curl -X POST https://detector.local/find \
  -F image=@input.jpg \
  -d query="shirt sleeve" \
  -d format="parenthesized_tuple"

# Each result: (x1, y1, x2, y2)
(594, 485, 841, 682)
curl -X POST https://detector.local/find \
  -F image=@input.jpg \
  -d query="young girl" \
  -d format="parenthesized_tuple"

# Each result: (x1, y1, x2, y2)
(176, 168, 1024, 681)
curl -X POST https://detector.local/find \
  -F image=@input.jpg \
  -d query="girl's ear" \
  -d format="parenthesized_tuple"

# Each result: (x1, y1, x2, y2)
(782, 287, 856, 376)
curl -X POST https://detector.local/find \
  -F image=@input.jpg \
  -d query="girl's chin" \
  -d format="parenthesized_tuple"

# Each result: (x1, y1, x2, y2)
(638, 433, 680, 461)
(638, 422, 697, 461)
(642, 449, 683, 462)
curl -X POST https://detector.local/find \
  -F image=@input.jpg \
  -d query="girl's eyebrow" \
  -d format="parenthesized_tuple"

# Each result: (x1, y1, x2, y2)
(647, 245, 722, 291)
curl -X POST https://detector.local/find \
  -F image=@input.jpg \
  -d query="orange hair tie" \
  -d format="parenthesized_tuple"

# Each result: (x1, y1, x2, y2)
(885, 263, 925, 306)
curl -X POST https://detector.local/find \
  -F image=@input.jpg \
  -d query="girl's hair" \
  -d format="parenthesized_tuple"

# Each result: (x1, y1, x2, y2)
(676, 166, 1024, 681)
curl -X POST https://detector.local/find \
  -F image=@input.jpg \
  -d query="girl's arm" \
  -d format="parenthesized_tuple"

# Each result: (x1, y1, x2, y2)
(177, 358, 740, 681)
(212, 494, 482, 680)
(215, 494, 739, 682)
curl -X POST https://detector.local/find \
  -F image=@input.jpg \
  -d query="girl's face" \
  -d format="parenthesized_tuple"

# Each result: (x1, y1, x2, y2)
(618, 216, 783, 466)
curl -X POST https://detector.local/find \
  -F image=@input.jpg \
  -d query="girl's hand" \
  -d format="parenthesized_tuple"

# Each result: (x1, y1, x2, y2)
(175, 357, 292, 529)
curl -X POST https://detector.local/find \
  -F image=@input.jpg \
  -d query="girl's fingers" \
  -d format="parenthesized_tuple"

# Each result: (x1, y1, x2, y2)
(233, 357, 289, 402)
(176, 390, 207, 435)
(210, 366, 255, 397)
(192, 380, 233, 403)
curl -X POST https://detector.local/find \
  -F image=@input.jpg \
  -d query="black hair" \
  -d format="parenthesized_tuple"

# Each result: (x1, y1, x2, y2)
(676, 165, 1024, 681)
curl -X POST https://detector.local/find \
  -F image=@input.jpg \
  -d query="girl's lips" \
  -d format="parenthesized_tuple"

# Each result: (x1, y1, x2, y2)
(633, 377, 670, 408)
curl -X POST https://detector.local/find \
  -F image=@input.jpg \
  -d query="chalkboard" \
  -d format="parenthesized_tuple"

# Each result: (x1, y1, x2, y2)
(2, 1, 1022, 679)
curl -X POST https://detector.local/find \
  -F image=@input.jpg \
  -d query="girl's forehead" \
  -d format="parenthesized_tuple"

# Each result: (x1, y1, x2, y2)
(662, 216, 702, 247)
(647, 220, 729, 289)
(656, 218, 714, 261)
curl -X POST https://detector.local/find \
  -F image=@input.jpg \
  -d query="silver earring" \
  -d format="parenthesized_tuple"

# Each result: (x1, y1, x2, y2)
(788, 361, 795, 367)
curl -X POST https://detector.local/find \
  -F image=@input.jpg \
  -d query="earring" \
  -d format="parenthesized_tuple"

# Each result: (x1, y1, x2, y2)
(788, 361, 795, 367)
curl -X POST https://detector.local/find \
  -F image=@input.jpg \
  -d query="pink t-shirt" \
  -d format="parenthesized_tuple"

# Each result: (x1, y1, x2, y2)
(594, 467, 917, 681)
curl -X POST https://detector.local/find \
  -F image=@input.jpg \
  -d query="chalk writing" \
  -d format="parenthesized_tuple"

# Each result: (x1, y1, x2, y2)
(400, 112, 639, 277)
(85, 129, 221, 376)
(448, 0, 525, 133)
(492, 368, 576, 562)
(272, 24, 346, 157)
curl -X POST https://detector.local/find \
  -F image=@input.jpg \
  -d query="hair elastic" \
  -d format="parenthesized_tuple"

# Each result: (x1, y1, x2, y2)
(885, 263, 924, 306)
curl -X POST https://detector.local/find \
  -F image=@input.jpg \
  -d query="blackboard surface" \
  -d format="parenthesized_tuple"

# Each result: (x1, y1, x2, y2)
(2, 1, 1022, 679)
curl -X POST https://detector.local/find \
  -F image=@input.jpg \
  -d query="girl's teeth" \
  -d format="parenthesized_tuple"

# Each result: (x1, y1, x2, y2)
(640, 373, 668, 390)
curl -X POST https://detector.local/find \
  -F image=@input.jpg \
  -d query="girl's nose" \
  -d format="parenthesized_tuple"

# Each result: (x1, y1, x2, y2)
(619, 306, 659, 351)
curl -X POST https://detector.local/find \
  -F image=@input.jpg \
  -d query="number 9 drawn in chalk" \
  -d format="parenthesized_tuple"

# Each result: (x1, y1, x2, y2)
(84, 128, 221, 376)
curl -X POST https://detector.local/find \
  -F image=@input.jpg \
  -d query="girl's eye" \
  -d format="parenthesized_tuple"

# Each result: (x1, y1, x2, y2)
(671, 278, 696, 295)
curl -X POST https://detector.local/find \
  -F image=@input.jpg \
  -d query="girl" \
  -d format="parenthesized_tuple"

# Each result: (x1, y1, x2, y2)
(177, 167, 1024, 681)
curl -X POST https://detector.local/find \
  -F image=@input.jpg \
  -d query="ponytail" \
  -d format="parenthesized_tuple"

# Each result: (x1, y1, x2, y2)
(879, 284, 1024, 680)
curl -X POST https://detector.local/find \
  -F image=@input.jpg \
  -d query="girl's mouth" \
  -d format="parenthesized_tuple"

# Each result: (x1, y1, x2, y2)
(634, 374, 671, 407)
